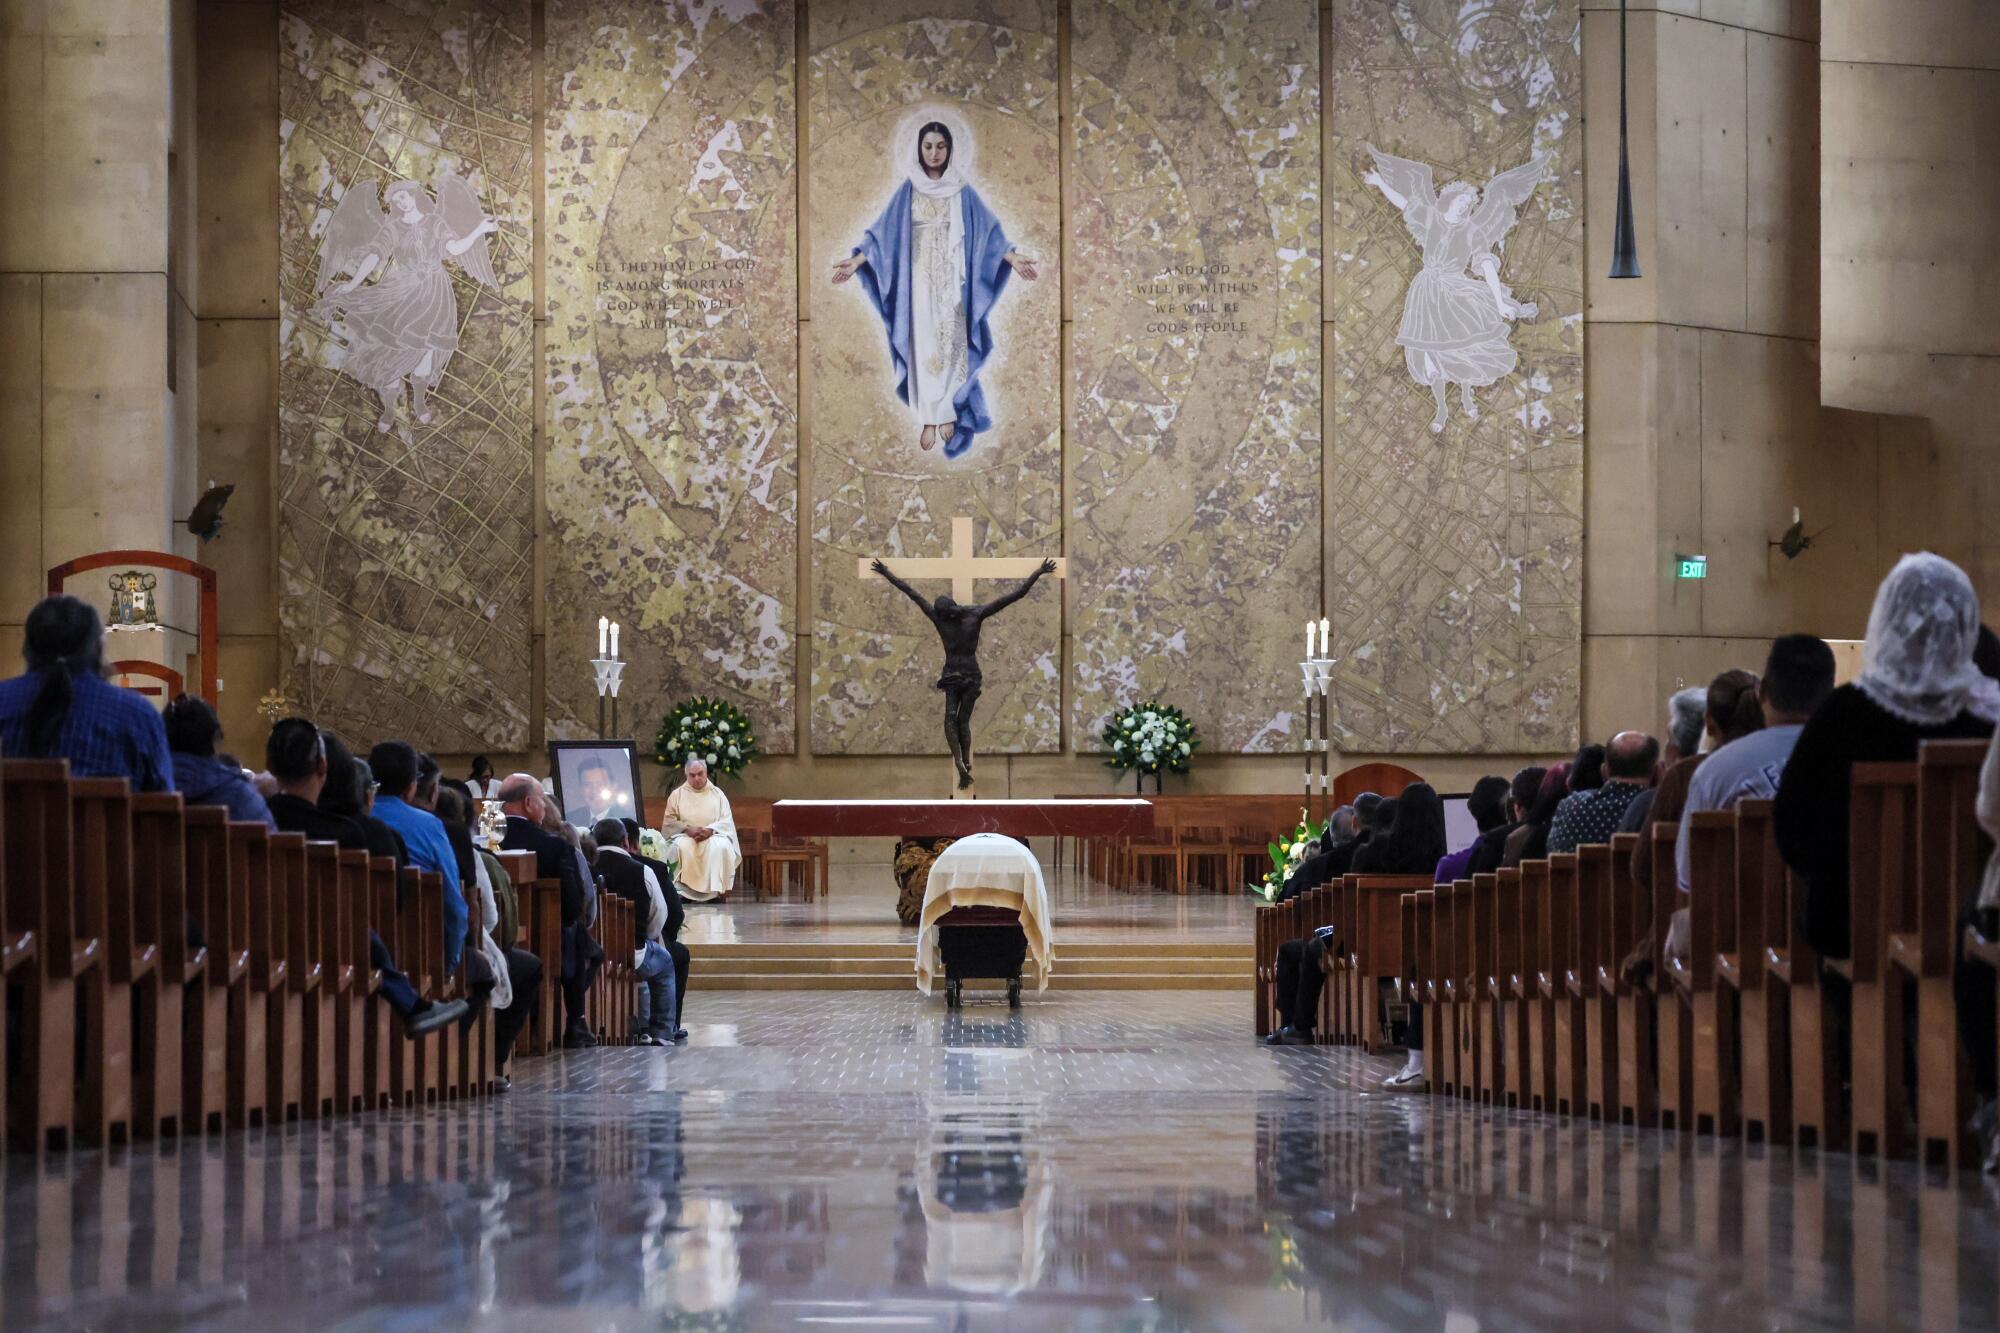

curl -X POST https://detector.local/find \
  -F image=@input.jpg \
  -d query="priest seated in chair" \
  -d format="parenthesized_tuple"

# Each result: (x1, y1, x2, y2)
(659, 757, 741, 903)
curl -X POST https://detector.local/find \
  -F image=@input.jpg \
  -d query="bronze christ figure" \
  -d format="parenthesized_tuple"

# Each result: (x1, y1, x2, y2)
(871, 556, 1057, 790)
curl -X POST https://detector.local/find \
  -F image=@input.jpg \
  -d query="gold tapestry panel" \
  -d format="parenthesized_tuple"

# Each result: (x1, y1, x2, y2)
(1325, 0, 1584, 753)
(1068, 0, 1323, 754)
(277, 0, 535, 750)
(544, 0, 799, 752)
(807, 0, 1064, 755)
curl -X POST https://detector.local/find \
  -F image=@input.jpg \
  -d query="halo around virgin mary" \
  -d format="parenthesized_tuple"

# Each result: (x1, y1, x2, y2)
(831, 114, 1034, 459)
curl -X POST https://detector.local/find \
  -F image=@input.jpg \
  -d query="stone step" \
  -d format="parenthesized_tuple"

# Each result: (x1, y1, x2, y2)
(688, 940, 1251, 960)
(694, 971, 1250, 991)
(698, 953, 1249, 977)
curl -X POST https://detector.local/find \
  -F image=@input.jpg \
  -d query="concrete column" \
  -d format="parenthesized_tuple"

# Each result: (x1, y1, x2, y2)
(0, 1, 184, 646)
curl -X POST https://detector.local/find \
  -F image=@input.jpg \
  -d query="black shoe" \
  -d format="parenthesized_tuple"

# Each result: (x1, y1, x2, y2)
(490, 1074, 512, 1094)
(562, 1025, 599, 1050)
(1278, 1029, 1317, 1046)
(673, 1027, 689, 1042)
(1264, 1028, 1292, 1046)
(402, 999, 470, 1039)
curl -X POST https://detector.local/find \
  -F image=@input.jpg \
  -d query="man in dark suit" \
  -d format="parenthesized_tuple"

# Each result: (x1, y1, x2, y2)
(499, 773, 601, 1049)
(564, 755, 629, 828)
(625, 817, 689, 1038)
(593, 819, 680, 1045)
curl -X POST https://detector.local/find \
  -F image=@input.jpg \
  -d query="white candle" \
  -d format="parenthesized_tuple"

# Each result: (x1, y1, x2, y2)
(1305, 619, 1314, 660)
(598, 616, 608, 657)
(610, 621, 620, 659)
(1319, 617, 1330, 657)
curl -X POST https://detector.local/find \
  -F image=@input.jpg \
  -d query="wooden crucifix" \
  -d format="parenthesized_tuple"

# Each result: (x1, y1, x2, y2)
(861, 516, 1065, 792)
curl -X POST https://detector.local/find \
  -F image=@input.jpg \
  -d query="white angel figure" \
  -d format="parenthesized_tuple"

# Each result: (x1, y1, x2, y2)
(311, 172, 499, 438)
(1363, 146, 1548, 433)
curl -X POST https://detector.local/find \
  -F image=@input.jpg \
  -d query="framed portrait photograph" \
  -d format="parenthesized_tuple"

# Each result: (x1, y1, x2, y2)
(548, 740, 644, 831)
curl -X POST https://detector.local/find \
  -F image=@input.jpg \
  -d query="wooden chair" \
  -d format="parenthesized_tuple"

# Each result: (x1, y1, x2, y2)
(1127, 803, 1179, 893)
(1913, 740, 1987, 1168)
(1176, 800, 1233, 893)
(1847, 761, 1918, 1159)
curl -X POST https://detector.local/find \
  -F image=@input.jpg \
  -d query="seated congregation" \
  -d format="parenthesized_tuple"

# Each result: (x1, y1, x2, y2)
(0, 593, 699, 1150)
(1259, 551, 2000, 1172)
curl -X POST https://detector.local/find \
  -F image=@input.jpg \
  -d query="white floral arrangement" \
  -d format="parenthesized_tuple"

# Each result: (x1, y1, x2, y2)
(653, 695, 758, 779)
(1101, 700, 1199, 776)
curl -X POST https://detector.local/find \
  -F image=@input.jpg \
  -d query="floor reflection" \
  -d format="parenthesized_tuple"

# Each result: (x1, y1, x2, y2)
(2, 991, 1998, 1330)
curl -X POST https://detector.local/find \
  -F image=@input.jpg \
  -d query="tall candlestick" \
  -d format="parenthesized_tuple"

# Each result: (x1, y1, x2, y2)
(610, 621, 620, 660)
(1318, 617, 1330, 658)
(598, 616, 608, 656)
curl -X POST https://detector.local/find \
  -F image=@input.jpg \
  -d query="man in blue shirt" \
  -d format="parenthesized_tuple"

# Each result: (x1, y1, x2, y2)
(0, 596, 173, 790)
(368, 740, 469, 971)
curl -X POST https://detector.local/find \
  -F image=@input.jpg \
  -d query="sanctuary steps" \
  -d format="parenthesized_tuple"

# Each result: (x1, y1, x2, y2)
(691, 938, 1251, 991)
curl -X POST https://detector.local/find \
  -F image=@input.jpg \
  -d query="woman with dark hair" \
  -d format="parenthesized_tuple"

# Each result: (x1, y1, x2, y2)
(318, 732, 409, 873)
(162, 694, 274, 826)
(468, 755, 499, 799)
(0, 594, 172, 789)
(1568, 744, 1606, 792)
(1351, 783, 1448, 876)
(1502, 762, 1572, 867)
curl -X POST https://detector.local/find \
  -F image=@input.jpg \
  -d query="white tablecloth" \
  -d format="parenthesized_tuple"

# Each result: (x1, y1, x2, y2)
(916, 832, 1054, 994)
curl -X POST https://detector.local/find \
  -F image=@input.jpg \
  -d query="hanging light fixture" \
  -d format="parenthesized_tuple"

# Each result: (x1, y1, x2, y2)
(1609, 0, 1642, 278)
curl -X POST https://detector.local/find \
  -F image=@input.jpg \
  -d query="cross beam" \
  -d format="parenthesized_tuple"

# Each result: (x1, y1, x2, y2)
(857, 516, 1065, 603)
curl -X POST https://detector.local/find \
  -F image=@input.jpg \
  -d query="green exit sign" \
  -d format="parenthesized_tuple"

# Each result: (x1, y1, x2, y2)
(1675, 555, 1708, 580)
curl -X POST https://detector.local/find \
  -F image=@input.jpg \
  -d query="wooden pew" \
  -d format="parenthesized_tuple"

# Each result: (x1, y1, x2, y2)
(1608, 833, 1656, 1128)
(1495, 867, 1531, 1110)
(1573, 844, 1618, 1122)
(1847, 761, 1918, 1159)
(265, 832, 309, 1123)
(1912, 739, 1987, 1168)
(1412, 889, 1441, 1072)
(1350, 876, 1429, 1052)
(3, 759, 102, 1151)
(181, 806, 236, 1136)
(1400, 891, 1422, 1057)
(1473, 872, 1504, 1104)
(226, 822, 278, 1130)
(1545, 854, 1588, 1118)
(1519, 859, 1557, 1114)
(336, 850, 389, 1112)
(131, 792, 200, 1138)
(300, 842, 341, 1119)
(1686, 811, 1741, 1136)
(1650, 824, 1693, 1132)
(66, 778, 142, 1148)
(1732, 799, 1792, 1145)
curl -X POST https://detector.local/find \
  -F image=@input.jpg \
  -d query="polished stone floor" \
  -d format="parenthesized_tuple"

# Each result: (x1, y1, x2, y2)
(5, 990, 1999, 1330)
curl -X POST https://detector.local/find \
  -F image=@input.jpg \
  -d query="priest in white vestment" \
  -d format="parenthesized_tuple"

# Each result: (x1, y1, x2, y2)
(658, 757, 740, 902)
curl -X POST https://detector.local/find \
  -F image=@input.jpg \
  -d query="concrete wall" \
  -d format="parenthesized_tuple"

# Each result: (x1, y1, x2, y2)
(1576, 1, 1935, 742)
(1820, 0, 2000, 591)
(1, 1, 180, 651)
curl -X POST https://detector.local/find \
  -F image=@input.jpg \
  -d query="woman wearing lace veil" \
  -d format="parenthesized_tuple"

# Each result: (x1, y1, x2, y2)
(1776, 552, 1999, 967)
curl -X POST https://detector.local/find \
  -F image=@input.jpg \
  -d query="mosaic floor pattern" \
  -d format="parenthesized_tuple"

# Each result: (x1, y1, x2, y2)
(5, 990, 1998, 1330)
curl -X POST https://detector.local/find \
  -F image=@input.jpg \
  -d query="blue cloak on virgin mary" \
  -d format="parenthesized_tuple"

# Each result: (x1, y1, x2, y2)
(850, 179, 1013, 459)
